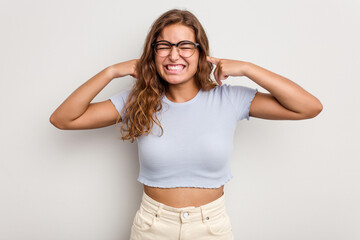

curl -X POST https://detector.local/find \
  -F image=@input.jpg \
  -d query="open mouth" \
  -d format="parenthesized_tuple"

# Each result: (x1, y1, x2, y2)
(164, 64, 186, 73)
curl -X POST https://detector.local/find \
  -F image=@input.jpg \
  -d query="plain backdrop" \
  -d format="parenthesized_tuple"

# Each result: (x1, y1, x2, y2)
(1, 0, 359, 239)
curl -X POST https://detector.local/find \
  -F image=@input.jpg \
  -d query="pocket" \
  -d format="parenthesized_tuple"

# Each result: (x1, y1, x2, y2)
(206, 211, 233, 236)
(132, 206, 157, 232)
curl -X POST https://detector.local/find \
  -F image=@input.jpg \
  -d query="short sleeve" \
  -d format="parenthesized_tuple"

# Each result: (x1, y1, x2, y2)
(221, 83, 258, 121)
(108, 89, 131, 121)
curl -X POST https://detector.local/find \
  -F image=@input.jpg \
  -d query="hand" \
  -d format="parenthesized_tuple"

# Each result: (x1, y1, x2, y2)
(109, 59, 139, 79)
(207, 56, 248, 86)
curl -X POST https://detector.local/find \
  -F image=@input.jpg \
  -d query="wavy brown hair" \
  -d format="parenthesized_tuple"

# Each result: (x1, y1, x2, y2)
(116, 9, 218, 143)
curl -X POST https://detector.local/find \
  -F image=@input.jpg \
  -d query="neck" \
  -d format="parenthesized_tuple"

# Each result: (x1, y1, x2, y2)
(165, 79, 200, 103)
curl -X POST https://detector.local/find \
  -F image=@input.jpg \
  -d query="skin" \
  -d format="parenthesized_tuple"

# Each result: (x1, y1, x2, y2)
(145, 24, 322, 207)
(155, 24, 201, 103)
(146, 24, 225, 207)
(208, 57, 323, 120)
(50, 23, 323, 208)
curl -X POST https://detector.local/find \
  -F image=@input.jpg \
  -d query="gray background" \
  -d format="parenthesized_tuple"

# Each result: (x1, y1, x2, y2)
(1, 0, 359, 239)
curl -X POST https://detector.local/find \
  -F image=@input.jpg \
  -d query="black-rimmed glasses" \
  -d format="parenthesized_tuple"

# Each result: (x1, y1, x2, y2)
(152, 40, 200, 58)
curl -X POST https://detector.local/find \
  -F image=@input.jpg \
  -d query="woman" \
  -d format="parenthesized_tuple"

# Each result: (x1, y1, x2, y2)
(50, 9, 322, 240)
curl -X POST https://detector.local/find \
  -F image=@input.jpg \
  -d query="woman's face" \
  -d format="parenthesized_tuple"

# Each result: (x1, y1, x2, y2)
(154, 24, 199, 87)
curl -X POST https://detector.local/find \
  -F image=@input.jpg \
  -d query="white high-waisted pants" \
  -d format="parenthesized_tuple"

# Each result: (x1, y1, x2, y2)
(130, 191, 234, 240)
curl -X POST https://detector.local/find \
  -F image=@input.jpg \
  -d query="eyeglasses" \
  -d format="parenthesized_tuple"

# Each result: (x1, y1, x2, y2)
(152, 40, 200, 58)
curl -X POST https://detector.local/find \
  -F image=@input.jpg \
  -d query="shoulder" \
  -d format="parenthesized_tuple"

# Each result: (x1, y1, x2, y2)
(110, 89, 132, 99)
(211, 83, 257, 100)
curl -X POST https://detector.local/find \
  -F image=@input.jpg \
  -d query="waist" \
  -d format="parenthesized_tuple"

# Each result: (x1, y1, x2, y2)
(143, 184, 225, 208)
(139, 190, 227, 224)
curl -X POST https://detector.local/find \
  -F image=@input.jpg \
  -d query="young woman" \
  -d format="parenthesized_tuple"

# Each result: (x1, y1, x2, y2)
(50, 9, 322, 240)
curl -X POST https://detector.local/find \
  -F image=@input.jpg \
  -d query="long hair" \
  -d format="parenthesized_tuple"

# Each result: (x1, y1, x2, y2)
(116, 9, 218, 143)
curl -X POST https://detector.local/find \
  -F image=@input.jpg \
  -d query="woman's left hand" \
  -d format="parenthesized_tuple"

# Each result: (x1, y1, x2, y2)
(207, 56, 248, 86)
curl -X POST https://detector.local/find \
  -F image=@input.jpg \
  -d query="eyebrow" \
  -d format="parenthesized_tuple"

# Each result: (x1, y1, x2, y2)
(154, 40, 195, 44)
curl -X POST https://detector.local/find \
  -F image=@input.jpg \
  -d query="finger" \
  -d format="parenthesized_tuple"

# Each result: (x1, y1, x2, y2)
(214, 66, 221, 85)
(220, 74, 228, 81)
(217, 68, 229, 84)
(130, 70, 137, 78)
(207, 56, 220, 65)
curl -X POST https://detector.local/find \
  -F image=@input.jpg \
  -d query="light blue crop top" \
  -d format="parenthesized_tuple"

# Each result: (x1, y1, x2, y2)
(109, 84, 258, 188)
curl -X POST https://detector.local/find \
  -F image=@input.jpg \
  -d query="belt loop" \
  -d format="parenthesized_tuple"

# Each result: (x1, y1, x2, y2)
(200, 206, 208, 223)
(155, 203, 163, 220)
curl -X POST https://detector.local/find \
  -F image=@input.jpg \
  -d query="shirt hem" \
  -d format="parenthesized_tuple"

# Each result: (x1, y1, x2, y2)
(137, 175, 233, 189)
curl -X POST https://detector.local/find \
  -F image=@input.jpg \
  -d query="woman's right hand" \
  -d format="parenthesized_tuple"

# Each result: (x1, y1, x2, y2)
(109, 59, 139, 79)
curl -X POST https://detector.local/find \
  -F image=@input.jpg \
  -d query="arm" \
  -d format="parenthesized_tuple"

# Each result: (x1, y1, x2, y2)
(49, 59, 138, 129)
(207, 56, 323, 120)
(245, 62, 323, 119)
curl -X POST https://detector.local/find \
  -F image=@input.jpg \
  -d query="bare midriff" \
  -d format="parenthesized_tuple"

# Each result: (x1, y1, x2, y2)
(143, 185, 225, 208)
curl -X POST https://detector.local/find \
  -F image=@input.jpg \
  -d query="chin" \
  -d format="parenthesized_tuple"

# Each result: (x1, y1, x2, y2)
(160, 71, 197, 85)
(162, 76, 191, 85)
(164, 79, 187, 85)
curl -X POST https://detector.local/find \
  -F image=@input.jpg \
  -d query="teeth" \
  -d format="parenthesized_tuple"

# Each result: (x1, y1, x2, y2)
(167, 65, 184, 70)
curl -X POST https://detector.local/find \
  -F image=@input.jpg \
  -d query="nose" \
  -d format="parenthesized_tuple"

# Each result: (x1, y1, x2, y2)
(168, 46, 180, 61)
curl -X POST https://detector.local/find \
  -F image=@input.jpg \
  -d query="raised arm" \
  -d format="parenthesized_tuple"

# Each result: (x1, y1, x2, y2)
(49, 59, 138, 130)
(207, 56, 323, 120)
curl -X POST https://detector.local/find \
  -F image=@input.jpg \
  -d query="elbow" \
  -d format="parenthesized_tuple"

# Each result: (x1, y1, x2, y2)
(303, 100, 323, 119)
(49, 114, 67, 130)
(311, 99, 323, 118)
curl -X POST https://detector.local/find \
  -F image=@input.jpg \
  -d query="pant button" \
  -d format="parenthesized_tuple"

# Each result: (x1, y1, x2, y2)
(183, 212, 189, 218)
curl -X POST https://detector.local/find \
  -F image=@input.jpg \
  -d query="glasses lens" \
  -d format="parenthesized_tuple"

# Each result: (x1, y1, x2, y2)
(178, 42, 196, 57)
(155, 43, 171, 57)
(154, 41, 197, 57)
